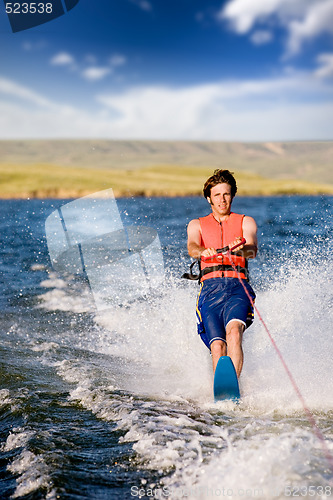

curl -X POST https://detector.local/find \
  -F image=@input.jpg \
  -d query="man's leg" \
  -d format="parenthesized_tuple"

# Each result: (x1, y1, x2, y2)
(225, 320, 245, 378)
(210, 340, 227, 374)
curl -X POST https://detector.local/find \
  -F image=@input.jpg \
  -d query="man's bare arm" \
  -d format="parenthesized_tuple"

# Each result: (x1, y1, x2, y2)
(228, 217, 257, 258)
(187, 219, 204, 258)
(187, 219, 217, 259)
(241, 216, 257, 259)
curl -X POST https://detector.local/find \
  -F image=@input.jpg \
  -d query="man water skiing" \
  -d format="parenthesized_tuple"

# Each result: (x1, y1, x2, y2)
(187, 170, 257, 378)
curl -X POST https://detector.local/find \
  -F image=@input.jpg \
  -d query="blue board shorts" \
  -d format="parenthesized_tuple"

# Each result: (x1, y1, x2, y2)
(196, 278, 255, 350)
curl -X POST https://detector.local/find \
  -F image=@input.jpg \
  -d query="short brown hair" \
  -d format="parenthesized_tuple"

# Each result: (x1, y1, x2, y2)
(203, 169, 237, 199)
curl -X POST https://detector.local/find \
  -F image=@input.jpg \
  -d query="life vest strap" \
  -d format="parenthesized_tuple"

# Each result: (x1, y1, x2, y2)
(200, 264, 248, 280)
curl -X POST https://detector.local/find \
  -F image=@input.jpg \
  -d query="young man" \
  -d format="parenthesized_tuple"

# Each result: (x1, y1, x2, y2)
(187, 169, 257, 378)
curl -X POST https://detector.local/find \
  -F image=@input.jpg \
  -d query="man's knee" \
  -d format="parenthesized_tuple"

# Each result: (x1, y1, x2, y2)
(210, 339, 227, 355)
(226, 321, 244, 346)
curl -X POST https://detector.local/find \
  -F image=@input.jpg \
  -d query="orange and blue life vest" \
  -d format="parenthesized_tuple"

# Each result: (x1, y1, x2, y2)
(199, 212, 248, 282)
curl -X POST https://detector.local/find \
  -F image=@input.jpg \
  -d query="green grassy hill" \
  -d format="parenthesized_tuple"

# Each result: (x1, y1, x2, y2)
(1, 140, 332, 198)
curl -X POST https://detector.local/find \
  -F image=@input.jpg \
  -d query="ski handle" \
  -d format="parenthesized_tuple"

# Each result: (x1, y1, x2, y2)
(201, 238, 246, 261)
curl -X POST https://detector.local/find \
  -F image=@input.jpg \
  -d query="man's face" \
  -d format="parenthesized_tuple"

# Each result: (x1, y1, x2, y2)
(207, 183, 233, 217)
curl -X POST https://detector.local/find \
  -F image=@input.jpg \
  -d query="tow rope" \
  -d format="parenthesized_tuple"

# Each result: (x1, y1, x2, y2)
(183, 238, 333, 475)
(224, 239, 333, 477)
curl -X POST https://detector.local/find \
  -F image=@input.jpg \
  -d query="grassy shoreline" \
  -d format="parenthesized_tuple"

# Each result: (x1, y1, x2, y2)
(1, 163, 333, 199)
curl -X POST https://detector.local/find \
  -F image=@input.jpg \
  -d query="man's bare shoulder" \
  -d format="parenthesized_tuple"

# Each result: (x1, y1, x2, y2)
(243, 215, 257, 231)
(187, 218, 202, 235)
(188, 218, 200, 229)
(187, 219, 202, 242)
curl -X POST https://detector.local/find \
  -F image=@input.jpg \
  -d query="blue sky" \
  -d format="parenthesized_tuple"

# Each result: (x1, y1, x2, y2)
(0, 0, 333, 141)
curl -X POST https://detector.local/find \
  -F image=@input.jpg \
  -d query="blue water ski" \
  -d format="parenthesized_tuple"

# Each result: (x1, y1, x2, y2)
(214, 356, 240, 402)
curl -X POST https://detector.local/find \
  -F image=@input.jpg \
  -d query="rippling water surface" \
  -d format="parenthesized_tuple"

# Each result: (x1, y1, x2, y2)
(0, 195, 332, 499)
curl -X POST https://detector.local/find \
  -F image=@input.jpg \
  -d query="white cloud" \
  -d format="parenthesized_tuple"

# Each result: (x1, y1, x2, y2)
(1, 74, 333, 140)
(0, 77, 53, 107)
(95, 75, 333, 140)
(219, 0, 288, 34)
(50, 51, 75, 66)
(287, 0, 333, 56)
(220, 0, 333, 56)
(81, 66, 112, 81)
(250, 30, 273, 45)
(0, 76, 109, 137)
(85, 54, 97, 65)
(130, 0, 152, 12)
(22, 40, 47, 51)
(315, 53, 333, 79)
(109, 54, 127, 67)
(49, 52, 125, 81)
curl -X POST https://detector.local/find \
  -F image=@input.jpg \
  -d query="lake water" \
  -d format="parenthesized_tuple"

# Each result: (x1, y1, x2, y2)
(0, 195, 332, 499)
